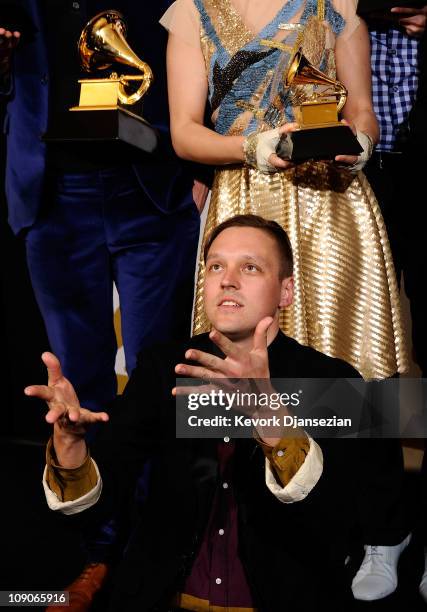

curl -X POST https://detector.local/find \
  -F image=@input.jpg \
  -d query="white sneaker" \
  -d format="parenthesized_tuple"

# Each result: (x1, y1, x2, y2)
(420, 549, 427, 603)
(351, 534, 412, 601)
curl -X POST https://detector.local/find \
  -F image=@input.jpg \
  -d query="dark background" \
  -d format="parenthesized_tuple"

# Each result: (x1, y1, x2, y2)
(0, 98, 89, 606)
(0, 98, 50, 444)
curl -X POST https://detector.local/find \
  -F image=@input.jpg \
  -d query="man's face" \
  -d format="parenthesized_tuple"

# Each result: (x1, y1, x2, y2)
(204, 227, 293, 342)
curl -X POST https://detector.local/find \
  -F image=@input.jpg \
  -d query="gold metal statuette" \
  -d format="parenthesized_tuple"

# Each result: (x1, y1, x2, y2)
(41, 9, 159, 152)
(71, 10, 153, 114)
(285, 47, 347, 128)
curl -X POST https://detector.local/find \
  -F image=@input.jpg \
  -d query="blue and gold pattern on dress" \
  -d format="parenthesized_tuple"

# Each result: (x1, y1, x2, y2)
(193, 0, 408, 380)
(194, 0, 346, 135)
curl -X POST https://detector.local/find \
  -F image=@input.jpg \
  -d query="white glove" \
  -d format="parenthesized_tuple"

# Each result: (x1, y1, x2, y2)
(244, 128, 293, 174)
(348, 131, 374, 173)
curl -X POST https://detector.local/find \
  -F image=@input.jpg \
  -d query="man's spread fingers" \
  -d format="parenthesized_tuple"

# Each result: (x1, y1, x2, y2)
(45, 404, 67, 424)
(253, 317, 274, 351)
(67, 407, 82, 422)
(41, 352, 63, 385)
(175, 363, 216, 380)
(174, 383, 218, 397)
(24, 384, 54, 401)
(185, 349, 225, 372)
(97, 412, 109, 422)
(82, 409, 109, 423)
(209, 329, 237, 357)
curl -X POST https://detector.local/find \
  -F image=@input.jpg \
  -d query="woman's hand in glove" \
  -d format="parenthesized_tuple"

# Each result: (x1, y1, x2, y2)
(243, 122, 300, 174)
(335, 119, 374, 173)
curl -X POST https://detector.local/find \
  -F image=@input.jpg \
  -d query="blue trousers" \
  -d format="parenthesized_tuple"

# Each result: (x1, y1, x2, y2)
(25, 165, 199, 412)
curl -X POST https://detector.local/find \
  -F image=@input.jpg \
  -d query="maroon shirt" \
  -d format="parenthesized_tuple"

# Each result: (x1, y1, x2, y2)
(181, 440, 255, 609)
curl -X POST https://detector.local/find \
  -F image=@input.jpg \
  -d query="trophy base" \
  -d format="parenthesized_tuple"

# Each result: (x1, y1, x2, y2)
(43, 107, 158, 153)
(277, 124, 363, 163)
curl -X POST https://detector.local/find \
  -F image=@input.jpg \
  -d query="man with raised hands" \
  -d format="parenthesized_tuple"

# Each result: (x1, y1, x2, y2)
(28, 214, 359, 612)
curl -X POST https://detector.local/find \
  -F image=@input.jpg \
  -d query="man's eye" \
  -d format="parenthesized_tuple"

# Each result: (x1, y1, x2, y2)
(244, 264, 258, 272)
(209, 263, 222, 271)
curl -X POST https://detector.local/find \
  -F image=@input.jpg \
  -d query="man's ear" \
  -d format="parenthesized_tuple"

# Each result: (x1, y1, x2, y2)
(279, 276, 294, 309)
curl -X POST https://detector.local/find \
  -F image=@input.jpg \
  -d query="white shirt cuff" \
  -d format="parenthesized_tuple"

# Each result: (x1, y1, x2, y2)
(265, 437, 323, 503)
(42, 459, 102, 515)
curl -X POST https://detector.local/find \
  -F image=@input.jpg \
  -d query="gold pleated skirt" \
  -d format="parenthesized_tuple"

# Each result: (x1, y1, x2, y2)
(193, 161, 408, 380)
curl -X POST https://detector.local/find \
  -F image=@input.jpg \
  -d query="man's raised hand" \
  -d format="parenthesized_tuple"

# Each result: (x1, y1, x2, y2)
(174, 316, 273, 384)
(173, 318, 290, 445)
(25, 352, 108, 437)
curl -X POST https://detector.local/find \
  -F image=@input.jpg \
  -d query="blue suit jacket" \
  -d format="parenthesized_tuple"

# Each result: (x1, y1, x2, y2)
(3, 0, 202, 235)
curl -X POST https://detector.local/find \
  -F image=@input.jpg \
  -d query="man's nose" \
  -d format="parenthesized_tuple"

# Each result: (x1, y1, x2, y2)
(220, 267, 240, 289)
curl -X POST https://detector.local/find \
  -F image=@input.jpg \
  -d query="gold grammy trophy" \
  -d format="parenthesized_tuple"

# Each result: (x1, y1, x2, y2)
(285, 48, 347, 127)
(44, 10, 157, 152)
(264, 44, 362, 162)
(71, 10, 153, 113)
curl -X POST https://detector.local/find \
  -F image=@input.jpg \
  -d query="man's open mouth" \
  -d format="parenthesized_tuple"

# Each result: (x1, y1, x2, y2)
(218, 299, 243, 308)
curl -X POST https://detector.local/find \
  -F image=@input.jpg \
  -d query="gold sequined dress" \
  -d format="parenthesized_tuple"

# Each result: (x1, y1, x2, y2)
(161, 0, 408, 379)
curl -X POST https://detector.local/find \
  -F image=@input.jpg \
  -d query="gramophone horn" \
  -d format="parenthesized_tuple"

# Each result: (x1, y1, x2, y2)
(286, 48, 347, 112)
(78, 10, 153, 105)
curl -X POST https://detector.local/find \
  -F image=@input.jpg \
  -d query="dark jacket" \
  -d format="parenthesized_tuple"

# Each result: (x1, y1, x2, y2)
(84, 332, 359, 612)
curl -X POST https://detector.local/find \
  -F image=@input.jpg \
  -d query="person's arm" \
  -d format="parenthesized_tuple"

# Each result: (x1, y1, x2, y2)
(259, 435, 324, 503)
(43, 438, 102, 514)
(334, 19, 379, 168)
(24, 352, 109, 512)
(251, 382, 323, 503)
(166, 33, 244, 165)
(337, 20, 379, 142)
(166, 33, 296, 172)
(30, 348, 173, 514)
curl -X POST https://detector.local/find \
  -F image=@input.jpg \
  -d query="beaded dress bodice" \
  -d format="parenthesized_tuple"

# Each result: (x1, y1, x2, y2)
(194, 0, 346, 135)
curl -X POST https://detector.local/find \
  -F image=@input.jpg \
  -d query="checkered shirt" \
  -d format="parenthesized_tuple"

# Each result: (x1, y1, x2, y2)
(370, 27, 420, 151)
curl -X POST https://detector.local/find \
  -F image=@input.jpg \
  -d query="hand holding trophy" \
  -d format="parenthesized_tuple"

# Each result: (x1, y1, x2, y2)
(261, 41, 363, 163)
